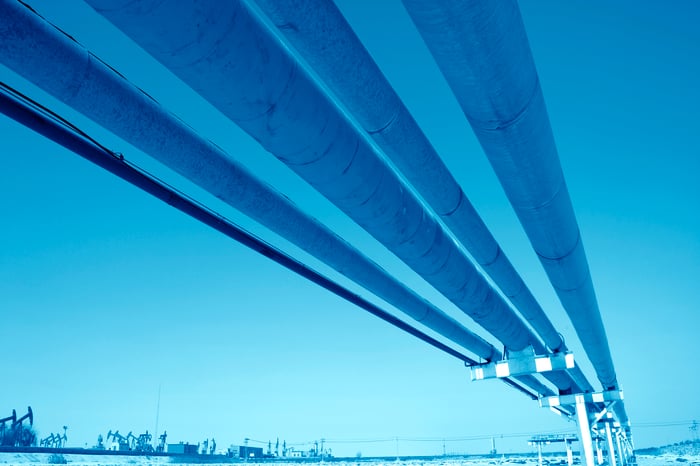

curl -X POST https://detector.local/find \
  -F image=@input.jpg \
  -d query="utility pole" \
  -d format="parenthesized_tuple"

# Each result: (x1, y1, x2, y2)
(154, 384, 161, 451)
(691, 421, 698, 442)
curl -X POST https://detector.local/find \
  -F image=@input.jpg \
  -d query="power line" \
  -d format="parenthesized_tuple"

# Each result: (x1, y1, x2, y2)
(240, 422, 700, 450)
(293, 429, 578, 446)
(634, 420, 698, 428)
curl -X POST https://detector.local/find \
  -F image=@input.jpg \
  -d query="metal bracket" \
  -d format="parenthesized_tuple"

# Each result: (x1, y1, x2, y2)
(470, 351, 574, 380)
(539, 389, 623, 408)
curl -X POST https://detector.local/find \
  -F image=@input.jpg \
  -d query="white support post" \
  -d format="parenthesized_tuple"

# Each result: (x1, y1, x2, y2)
(626, 433, 636, 464)
(626, 430, 637, 465)
(575, 394, 595, 466)
(566, 439, 574, 466)
(605, 422, 617, 466)
(537, 441, 543, 466)
(596, 438, 603, 465)
(616, 430, 625, 466)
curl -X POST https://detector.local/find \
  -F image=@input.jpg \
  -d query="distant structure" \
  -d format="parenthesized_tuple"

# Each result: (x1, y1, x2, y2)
(106, 430, 129, 451)
(0, 407, 35, 447)
(200, 439, 216, 455)
(168, 442, 198, 455)
(39, 427, 67, 449)
(528, 434, 578, 466)
(228, 444, 264, 459)
(156, 431, 167, 453)
(103, 429, 154, 452)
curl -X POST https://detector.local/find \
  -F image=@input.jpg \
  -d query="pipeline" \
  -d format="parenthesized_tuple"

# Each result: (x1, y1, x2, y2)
(0, 5, 562, 404)
(0, 0, 499, 367)
(0, 79, 473, 367)
(248, 0, 593, 394)
(83, 0, 578, 394)
(400, 0, 627, 423)
(0, 78, 567, 405)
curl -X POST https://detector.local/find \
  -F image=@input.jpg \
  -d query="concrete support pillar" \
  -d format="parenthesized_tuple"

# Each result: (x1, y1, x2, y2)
(566, 440, 574, 466)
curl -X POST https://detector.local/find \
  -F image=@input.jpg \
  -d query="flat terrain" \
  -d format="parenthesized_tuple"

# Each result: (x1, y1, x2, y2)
(1, 454, 699, 466)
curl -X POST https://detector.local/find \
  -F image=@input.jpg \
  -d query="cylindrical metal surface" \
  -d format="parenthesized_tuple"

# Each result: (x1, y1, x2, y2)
(0, 0, 501, 365)
(249, 0, 598, 394)
(401, 0, 624, 402)
(0, 81, 482, 369)
(81, 0, 565, 383)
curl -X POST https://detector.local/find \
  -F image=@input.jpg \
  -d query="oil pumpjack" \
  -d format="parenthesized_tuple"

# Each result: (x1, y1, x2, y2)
(0, 407, 35, 447)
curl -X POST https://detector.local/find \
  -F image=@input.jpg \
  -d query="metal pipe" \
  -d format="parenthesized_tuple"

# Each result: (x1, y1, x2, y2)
(0, 69, 560, 407)
(0, 0, 498, 365)
(2, 78, 564, 404)
(248, 0, 593, 394)
(400, 0, 625, 406)
(0, 79, 476, 368)
(82, 0, 574, 392)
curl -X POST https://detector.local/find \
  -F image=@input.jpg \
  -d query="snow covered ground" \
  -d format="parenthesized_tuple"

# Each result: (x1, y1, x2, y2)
(0, 455, 536, 466)
(637, 454, 700, 466)
(0, 452, 163, 465)
(1, 453, 699, 466)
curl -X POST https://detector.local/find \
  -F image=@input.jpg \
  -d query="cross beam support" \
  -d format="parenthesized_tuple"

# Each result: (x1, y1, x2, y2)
(539, 389, 624, 408)
(468, 353, 634, 466)
(471, 352, 575, 380)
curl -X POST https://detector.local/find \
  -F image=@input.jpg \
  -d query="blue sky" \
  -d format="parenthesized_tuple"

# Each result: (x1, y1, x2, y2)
(1, 0, 699, 456)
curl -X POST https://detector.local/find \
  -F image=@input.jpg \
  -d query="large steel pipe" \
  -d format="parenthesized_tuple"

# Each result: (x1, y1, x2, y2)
(0, 81, 482, 369)
(0, 0, 498, 365)
(81, 0, 579, 393)
(400, 0, 628, 421)
(3, 81, 563, 405)
(250, 0, 594, 394)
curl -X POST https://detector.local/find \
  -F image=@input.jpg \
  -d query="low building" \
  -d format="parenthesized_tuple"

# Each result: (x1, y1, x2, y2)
(238, 445, 263, 459)
(168, 443, 199, 455)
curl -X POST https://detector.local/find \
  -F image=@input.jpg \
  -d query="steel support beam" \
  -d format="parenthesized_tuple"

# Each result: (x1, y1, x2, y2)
(540, 390, 623, 408)
(472, 352, 574, 380)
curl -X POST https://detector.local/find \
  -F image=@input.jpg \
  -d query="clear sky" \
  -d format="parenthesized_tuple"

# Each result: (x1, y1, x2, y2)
(1, 0, 699, 457)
